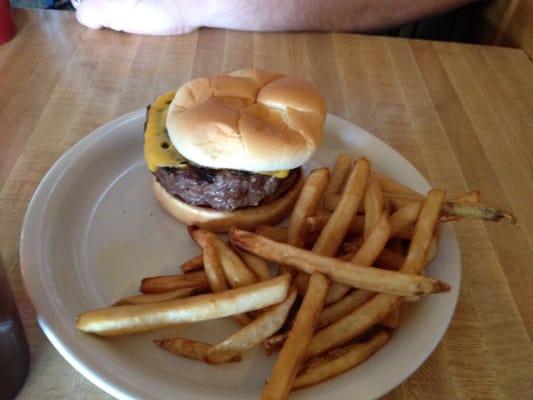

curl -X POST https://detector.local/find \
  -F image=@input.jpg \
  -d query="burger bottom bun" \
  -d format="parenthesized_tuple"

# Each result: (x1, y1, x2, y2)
(152, 170, 304, 232)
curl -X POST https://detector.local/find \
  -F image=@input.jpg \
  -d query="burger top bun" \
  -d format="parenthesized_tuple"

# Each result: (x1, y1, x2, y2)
(166, 69, 326, 172)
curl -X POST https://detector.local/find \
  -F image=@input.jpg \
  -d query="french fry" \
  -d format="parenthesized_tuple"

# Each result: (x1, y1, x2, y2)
(191, 228, 258, 288)
(454, 190, 480, 203)
(403, 189, 446, 274)
(312, 158, 370, 257)
(293, 330, 389, 390)
(363, 178, 384, 238)
(440, 200, 517, 225)
(235, 249, 271, 281)
(351, 212, 391, 266)
(140, 271, 209, 294)
(264, 332, 289, 354)
(179, 254, 204, 273)
(255, 225, 288, 242)
(317, 290, 375, 329)
(322, 153, 352, 201)
(285, 168, 329, 279)
(287, 168, 330, 249)
(203, 240, 252, 327)
(440, 191, 480, 222)
(231, 229, 449, 296)
(284, 256, 449, 297)
(325, 212, 389, 304)
(305, 189, 445, 358)
(205, 288, 297, 364)
(426, 235, 439, 265)
(307, 214, 414, 239)
(262, 273, 329, 400)
(155, 336, 242, 363)
(203, 239, 228, 292)
(325, 189, 514, 224)
(114, 288, 193, 306)
(315, 158, 371, 303)
(76, 274, 291, 336)
(384, 201, 420, 239)
(372, 172, 422, 197)
(263, 289, 376, 350)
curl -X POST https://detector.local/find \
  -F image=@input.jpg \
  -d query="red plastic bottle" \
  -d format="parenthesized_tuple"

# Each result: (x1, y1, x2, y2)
(0, 255, 30, 400)
(0, 0, 16, 45)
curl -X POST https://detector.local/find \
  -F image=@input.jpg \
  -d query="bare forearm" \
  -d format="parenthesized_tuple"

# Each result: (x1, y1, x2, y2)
(76, 0, 476, 36)
(200, 0, 474, 32)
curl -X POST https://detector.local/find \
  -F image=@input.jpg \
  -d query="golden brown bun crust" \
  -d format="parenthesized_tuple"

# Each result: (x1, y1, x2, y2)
(152, 170, 304, 232)
(166, 69, 326, 172)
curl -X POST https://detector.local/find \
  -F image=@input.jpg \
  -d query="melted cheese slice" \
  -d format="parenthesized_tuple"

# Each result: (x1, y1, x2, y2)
(144, 92, 289, 178)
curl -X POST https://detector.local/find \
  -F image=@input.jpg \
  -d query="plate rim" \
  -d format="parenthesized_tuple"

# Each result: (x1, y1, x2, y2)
(20, 110, 461, 400)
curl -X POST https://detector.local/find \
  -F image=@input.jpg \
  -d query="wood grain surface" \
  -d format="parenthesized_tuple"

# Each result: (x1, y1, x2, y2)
(1, 9, 532, 400)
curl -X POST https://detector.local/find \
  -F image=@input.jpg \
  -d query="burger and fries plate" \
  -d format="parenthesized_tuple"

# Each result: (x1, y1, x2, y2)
(21, 109, 461, 399)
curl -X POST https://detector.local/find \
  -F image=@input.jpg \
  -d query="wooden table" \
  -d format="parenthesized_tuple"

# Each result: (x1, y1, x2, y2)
(1, 9, 532, 400)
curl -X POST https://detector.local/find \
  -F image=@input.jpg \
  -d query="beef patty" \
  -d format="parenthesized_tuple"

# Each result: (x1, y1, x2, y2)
(155, 165, 300, 210)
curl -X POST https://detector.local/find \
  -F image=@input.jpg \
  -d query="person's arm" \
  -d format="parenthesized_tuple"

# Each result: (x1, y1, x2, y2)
(76, 0, 475, 35)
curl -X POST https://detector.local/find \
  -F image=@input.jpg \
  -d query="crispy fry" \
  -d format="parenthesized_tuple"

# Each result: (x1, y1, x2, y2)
(232, 229, 449, 296)
(262, 273, 329, 400)
(372, 172, 422, 197)
(364, 178, 384, 238)
(403, 189, 446, 274)
(203, 239, 228, 292)
(326, 189, 506, 224)
(76, 274, 291, 336)
(284, 256, 449, 296)
(114, 288, 193, 306)
(351, 212, 391, 266)
(287, 168, 330, 249)
(179, 254, 204, 273)
(305, 189, 446, 358)
(426, 235, 438, 265)
(307, 214, 414, 239)
(322, 153, 352, 200)
(191, 228, 258, 288)
(285, 168, 329, 279)
(293, 330, 389, 390)
(140, 271, 209, 294)
(440, 191, 480, 222)
(255, 225, 288, 242)
(441, 201, 517, 225)
(326, 212, 391, 304)
(155, 336, 242, 363)
(454, 190, 480, 203)
(155, 337, 213, 360)
(264, 332, 289, 354)
(203, 239, 252, 327)
(235, 249, 272, 281)
(313, 158, 370, 257)
(317, 290, 375, 329)
(205, 288, 297, 364)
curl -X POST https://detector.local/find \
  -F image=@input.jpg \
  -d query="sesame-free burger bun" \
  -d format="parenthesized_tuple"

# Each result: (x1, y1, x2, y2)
(166, 69, 326, 172)
(152, 171, 304, 233)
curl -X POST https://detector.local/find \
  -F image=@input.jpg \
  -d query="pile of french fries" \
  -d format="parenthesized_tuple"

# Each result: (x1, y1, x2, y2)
(76, 154, 517, 399)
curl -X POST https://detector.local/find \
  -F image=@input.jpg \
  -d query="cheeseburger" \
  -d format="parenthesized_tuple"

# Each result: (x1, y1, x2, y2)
(144, 69, 326, 232)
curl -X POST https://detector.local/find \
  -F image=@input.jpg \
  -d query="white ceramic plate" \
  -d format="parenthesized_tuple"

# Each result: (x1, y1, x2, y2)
(21, 110, 460, 400)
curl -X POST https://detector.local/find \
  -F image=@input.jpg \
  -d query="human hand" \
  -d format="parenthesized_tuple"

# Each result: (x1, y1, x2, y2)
(75, 0, 201, 35)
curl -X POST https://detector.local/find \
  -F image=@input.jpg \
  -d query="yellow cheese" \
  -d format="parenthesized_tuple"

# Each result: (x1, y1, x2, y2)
(144, 91, 289, 178)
